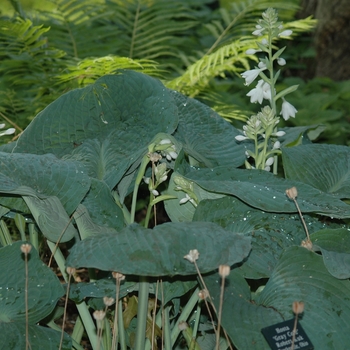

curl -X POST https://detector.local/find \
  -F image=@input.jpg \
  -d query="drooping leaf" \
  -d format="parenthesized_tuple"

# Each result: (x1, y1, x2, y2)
(80, 179, 125, 231)
(311, 228, 350, 279)
(0, 322, 71, 350)
(184, 166, 350, 219)
(23, 196, 77, 243)
(283, 144, 350, 199)
(257, 246, 350, 349)
(0, 241, 64, 323)
(204, 269, 283, 350)
(66, 222, 251, 276)
(193, 196, 336, 278)
(73, 204, 118, 240)
(0, 152, 90, 215)
(170, 90, 248, 168)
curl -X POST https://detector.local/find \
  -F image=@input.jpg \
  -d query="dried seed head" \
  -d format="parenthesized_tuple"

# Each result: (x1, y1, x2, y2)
(198, 289, 209, 300)
(20, 243, 32, 255)
(184, 249, 199, 263)
(301, 239, 313, 250)
(219, 265, 230, 278)
(148, 152, 162, 163)
(178, 321, 188, 331)
(112, 272, 125, 281)
(286, 187, 298, 200)
(66, 267, 76, 275)
(93, 310, 106, 321)
(292, 301, 304, 315)
(103, 296, 115, 307)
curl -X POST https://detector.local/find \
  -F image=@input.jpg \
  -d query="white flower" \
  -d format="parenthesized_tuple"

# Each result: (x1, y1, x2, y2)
(273, 141, 281, 150)
(265, 157, 274, 166)
(151, 189, 159, 196)
(245, 48, 261, 55)
(279, 30, 293, 37)
(261, 38, 268, 45)
(280, 98, 297, 120)
(252, 24, 264, 36)
(277, 57, 286, 66)
(179, 193, 197, 207)
(235, 134, 248, 141)
(241, 62, 266, 86)
(0, 124, 15, 137)
(246, 80, 271, 104)
(274, 131, 286, 137)
(159, 139, 172, 145)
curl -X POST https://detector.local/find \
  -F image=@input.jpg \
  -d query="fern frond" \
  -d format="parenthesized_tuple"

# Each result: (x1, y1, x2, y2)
(165, 37, 257, 96)
(57, 55, 163, 87)
(204, 0, 301, 54)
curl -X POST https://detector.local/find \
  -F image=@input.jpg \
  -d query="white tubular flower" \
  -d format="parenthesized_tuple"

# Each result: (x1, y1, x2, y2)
(245, 48, 261, 55)
(277, 57, 286, 66)
(152, 189, 159, 196)
(235, 134, 249, 141)
(279, 29, 293, 37)
(261, 38, 268, 45)
(274, 131, 286, 137)
(265, 157, 274, 166)
(273, 141, 281, 150)
(159, 139, 172, 145)
(247, 80, 271, 104)
(241, 62, 266, 86)
(280, 98, 297, 121)
(252, 24, 264, 36)
(0, 124, 15, 137)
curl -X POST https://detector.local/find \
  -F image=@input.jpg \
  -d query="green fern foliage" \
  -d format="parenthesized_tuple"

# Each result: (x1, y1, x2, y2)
(0, 0, 316, 141)
(57, 55, 162, 87)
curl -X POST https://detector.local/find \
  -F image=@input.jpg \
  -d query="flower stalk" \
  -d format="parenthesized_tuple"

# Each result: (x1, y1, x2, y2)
(237, 8, 299, 174)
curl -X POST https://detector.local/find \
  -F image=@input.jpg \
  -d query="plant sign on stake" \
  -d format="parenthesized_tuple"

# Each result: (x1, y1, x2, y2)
(0, 6, 350, 350)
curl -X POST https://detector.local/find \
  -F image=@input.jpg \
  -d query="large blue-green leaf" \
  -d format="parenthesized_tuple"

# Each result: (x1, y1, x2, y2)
(0, 152, 90, 215)
(13, 71, 179, 188)
(66, 222, 251, 276)
(170, 90, 248, 168)
(0, 323, 71, 350)
(0, 241, 64, 323)
(257, 246, 350, 349)
(311, 228, 350, 279)
(193, 196, 335, 278)
(184, 166, 350, 218)
(283, 144, 350, 198)
(204, 269, 283, 350)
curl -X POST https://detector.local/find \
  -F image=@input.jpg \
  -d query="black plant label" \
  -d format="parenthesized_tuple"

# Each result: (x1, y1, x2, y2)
(261, 318, 313, 350)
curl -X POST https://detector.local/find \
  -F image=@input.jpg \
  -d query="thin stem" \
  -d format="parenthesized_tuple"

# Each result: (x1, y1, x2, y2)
(28, 223, 39, 251)
(60, 271, 73, 350)
(291, 314, 298, 350)
(0, 219, 12, 246)
(293, 198, 310, 241)
(112, 278, 121, 350)
(24, 250, 30, 350)
(46, 241, 100, 349)
(134, 276, 150, 350)
(118, 300, 127, 350)
(215, 275, 226, 350)
(170, 288, 200, 346)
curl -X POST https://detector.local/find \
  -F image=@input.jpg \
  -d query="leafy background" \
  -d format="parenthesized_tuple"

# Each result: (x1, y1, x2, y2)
(0, 0, 350, 349)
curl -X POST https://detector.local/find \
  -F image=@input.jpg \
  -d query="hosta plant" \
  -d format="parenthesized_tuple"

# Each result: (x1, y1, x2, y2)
(0, 9, 350, 350)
